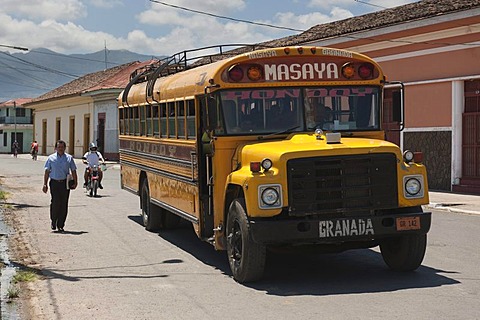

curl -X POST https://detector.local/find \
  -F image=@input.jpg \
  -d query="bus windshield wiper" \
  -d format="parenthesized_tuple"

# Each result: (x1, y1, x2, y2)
(258, 126, 300, 140)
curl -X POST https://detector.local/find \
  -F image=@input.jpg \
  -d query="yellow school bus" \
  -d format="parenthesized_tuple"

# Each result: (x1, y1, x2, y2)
(118, 45, 431, 283)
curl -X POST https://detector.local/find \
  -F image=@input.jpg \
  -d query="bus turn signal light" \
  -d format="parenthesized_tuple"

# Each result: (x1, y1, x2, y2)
(342, 63, 355, 79)
(247, 65, 263, 81)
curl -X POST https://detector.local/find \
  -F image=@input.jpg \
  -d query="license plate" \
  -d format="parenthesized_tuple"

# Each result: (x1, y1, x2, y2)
(396, 217, 421, 231)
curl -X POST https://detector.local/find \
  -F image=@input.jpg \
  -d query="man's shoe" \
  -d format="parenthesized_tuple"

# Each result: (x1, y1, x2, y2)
(51, 221, 56, 230)
(58, 227, 64, 232)
(99, 183, 103, 189)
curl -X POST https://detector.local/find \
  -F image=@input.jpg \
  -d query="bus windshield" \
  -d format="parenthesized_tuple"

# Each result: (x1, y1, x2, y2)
(217, 86, 380, 135)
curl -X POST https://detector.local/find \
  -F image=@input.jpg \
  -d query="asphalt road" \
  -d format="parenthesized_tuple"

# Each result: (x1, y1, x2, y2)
(0, 154, 479, 320)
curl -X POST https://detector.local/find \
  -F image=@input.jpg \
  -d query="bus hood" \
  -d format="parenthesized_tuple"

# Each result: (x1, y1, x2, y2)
(234, 133, 402, 168)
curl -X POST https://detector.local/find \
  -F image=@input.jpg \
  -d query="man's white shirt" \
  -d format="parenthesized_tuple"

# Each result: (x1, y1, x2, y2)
(83, 151, 104, 167)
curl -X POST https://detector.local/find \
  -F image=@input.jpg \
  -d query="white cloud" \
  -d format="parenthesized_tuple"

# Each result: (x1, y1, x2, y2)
(0, 0, 86, 21)
(89, 0, 123, 9)
(308, 0, 353, 10)
(271, 8, 353, 32)
(0, 13, 116, 53)
(162, 0, 246, 15)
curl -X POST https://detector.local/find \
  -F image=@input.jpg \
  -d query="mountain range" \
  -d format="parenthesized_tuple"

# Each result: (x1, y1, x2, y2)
(0, 48, 157, 101)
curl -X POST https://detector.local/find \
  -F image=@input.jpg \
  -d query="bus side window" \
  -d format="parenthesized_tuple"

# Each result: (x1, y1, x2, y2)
(133, 106, 140, 136)
(127, 107, 133, 135)
(139, 105, 145, 136)
(177, 100, 186, 139)
(119, 108, 125, 134)
(168, 102, 176, 138)
(160, 103, 167, 138)
(146, 105, 153, 136)
(152, 104, 159, 137)
(187, 100, 196, 139)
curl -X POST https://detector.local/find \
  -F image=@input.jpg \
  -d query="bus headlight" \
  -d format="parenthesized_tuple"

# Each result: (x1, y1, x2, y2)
(258, 184, 282, 209)
(403, 175, 424, 198)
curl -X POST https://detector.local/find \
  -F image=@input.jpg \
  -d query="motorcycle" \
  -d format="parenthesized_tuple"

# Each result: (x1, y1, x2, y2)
(85, 164, 100, 197)
(31, 148, 38, 161)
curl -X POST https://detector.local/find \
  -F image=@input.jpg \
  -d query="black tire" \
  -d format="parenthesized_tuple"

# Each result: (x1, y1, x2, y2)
(226, 199, 266, 283)
(92, 180, 98, 197)
(380, 206, 428, 271)
(140, 179, 162, 231)
(380, 233, 427, 271)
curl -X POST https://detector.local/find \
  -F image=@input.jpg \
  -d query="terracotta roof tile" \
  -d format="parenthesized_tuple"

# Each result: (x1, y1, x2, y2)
(193, 0, 480, 65)
(28, 60, 155, 104)
(0, 98, 33, 107)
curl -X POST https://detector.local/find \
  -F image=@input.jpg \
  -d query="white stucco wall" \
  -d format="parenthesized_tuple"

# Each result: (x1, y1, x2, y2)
(93, 99, 119, 154)
(33, 97, 93, 158)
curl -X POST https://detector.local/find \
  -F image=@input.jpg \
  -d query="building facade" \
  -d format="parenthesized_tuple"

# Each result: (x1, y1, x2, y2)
(24, 61, 151, 161)
(262, 0, 480, 193)
(0, 99, 33, 154)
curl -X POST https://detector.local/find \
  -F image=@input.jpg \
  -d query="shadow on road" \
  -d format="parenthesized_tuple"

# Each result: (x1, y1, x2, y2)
(129, 216, 459, 296)
(127, 215, 459, 295)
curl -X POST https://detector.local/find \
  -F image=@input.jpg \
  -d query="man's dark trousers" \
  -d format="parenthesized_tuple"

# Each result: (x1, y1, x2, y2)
(49, 180, 70, 229)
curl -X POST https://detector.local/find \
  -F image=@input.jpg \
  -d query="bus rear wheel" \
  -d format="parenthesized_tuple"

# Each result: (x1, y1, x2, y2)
(226, 199, 266, 283)
(140, 179, 162, 231)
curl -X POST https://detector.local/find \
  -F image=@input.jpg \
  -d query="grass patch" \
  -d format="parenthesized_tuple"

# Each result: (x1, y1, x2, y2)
(7, 286, 19, 299)
(0, 190, 8, 202)
(13, 270, 38, 283)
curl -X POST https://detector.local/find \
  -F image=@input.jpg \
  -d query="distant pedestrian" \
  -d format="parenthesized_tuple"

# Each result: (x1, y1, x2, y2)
(31, 140, 38, 161)
(42, 140, 78, 232)
(12, 140, 19, 158)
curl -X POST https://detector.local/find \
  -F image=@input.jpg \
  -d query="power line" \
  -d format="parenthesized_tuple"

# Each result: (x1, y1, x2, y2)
(354, 0, 387, 10)
(0, 51, 79, 78)
(28, 49, 123, 66)
(148, 0, 305, 32)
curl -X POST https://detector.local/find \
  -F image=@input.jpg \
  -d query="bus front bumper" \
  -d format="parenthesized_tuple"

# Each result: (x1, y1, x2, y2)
(249, 211, 431, 245)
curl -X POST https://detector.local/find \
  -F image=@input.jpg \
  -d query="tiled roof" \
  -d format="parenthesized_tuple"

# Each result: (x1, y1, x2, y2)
(265, 0, 480, 46)
(0, 98, 33, 107)
(193, 0, 480, 65)
(27, 60, 155, 104)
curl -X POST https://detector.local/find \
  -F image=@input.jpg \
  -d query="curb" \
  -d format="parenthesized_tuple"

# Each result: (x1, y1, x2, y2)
(424, 203, 480, 216)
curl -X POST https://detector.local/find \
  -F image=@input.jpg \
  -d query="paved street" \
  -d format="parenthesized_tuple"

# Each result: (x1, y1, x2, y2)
(0, 154, 479, 320)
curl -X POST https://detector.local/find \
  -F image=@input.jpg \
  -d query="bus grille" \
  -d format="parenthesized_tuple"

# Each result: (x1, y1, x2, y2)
(287, 153, 398, 216)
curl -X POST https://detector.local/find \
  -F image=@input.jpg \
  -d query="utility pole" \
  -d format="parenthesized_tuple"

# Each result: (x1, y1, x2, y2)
(104, 40, 108, 70)
(13, 100, 17, 142)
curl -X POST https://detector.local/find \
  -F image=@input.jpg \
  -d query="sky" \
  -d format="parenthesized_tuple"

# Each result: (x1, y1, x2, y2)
(0, 0, 419, 57)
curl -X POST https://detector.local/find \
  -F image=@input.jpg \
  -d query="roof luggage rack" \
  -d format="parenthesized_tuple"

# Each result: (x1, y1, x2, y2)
(122, 44, 269, 106)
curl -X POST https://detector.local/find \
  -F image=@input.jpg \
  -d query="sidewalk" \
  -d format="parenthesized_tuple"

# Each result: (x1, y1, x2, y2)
(8, 153, 480, 215)
(427, 191, 480, 215)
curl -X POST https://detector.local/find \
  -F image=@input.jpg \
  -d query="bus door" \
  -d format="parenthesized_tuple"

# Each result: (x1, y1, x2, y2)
(197, 95, 215, 240)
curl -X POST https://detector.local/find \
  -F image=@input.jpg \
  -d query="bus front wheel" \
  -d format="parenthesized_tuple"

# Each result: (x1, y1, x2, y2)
(380, 233, 427, 271)
(140, 179, 162, 231)
(226, 199, 266, 283)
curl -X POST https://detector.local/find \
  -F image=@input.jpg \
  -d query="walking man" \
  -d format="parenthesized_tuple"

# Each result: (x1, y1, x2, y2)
(42, 140, 78, 232)
(12, 140, 19, 158)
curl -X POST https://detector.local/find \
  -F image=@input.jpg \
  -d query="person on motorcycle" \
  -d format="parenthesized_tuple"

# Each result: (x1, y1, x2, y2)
(82, 143, 105, 189)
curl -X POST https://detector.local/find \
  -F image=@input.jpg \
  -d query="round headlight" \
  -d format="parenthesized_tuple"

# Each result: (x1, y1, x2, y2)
(405, 178, 421, 195)
(261, 188, 279, 206)
(403, 150, 414, 162)
(261, 158, 273, 171)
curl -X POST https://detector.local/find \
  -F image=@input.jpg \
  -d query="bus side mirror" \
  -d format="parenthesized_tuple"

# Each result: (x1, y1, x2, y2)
(385, 81, 405, 131)
(392, 90, 402, 122)
(206, 97, 217, 131)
